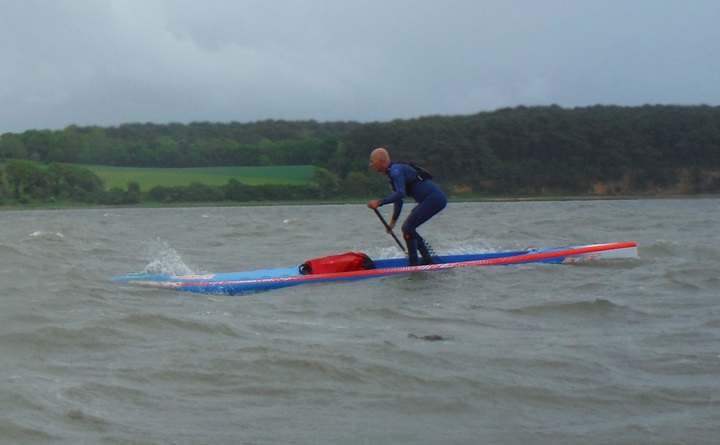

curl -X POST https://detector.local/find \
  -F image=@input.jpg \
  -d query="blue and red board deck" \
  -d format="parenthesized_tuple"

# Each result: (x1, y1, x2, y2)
(111, 242, 638, 296)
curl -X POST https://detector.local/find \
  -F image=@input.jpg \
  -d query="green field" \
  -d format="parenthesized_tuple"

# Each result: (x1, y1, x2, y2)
(83, 165, 316, 190)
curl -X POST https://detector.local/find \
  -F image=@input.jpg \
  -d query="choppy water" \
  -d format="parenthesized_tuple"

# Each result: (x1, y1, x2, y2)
(1, 199, 718, 445)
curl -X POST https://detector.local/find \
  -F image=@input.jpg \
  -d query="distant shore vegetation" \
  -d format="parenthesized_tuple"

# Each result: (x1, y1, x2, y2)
(1, 104, 719, 206)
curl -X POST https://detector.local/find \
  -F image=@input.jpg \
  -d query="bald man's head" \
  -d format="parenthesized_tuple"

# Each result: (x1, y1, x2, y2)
(369, 147, 391, 173)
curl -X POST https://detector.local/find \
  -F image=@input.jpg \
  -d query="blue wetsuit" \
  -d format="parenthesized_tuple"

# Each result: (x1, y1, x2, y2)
(378, 163, 447, 265)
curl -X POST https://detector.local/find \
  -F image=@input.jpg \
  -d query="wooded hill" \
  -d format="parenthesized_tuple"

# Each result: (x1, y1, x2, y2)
(1, 104, 719, 204)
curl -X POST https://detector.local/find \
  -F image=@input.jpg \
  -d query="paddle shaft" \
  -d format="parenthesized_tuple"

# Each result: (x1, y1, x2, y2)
(373, 208, 406, 253)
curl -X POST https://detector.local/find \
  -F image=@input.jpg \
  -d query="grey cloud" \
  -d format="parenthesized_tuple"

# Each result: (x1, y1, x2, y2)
(1, 0, 718, 133)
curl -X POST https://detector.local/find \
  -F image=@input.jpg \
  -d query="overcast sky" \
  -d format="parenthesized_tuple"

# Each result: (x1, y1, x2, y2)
(1, 0, 718, 133)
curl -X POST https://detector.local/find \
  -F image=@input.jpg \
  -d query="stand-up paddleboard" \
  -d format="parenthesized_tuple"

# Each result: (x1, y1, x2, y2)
(110, 242, 637, 296)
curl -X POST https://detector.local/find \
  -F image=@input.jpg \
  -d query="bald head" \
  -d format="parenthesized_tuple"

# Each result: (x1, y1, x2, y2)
(369, 147, 391, 173)
(371, 147, 389, 162)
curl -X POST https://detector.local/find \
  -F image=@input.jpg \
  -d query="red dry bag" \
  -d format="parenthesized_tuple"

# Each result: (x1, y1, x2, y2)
(299, 252, 376, 275)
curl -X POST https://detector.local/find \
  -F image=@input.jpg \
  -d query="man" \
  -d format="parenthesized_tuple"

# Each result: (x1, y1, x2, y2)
(367, 147, 447, 266)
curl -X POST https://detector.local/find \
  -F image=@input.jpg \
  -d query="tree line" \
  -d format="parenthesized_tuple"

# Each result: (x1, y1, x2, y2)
(0, 159, 341, 205)
(1, 104, 719, 205)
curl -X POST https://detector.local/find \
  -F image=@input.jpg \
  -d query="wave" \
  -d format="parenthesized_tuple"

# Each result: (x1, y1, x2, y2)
(118, 313, 241, 338)
(0, 242, 29, 260)
(20, 230, 66, 243)
(508, 298, 625, 316)
(140, 238, 196, 276)
(642, 239, 720, 261)
(0, 418, 58, 443)
(0, 325, 141, 353)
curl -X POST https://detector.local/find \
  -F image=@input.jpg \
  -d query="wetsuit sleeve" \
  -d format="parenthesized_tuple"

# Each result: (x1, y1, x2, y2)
(391, 200, 403, 222)
(378, 167, 407, 218)
(379, 167, 406, 203)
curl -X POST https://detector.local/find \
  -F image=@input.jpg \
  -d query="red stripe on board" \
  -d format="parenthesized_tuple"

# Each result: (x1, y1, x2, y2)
(179, 242, 637, 288)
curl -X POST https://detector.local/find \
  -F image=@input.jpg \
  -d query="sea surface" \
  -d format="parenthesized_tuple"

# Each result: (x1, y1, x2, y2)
(1, 199, 718, 445)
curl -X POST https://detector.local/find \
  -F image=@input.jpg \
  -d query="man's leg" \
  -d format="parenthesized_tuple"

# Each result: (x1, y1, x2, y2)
(401, 197, 446, 265)
(415, 235, 433, 265)
(403, 233, 419, 266)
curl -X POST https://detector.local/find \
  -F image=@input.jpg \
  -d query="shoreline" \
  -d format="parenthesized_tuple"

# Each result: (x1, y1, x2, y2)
(1, 194, 718, 212)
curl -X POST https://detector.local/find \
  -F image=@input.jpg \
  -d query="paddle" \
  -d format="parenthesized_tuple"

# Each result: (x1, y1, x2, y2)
(373, 208, 406, 253)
